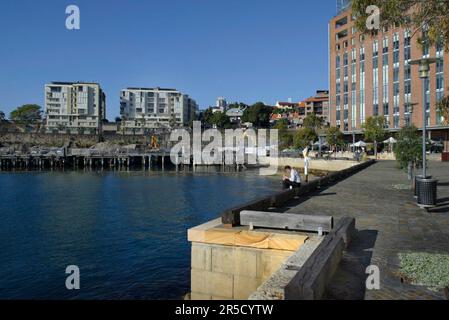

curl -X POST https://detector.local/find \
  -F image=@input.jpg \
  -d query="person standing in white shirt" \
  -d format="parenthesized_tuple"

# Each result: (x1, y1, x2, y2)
(282, 166, 301, 189)
(303, 147, 311, 183)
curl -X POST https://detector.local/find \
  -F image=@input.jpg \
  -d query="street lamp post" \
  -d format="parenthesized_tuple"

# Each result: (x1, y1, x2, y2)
(409, 58, 439, 178)
(403, 101, 418, 181)
(409, 57, 441, 208)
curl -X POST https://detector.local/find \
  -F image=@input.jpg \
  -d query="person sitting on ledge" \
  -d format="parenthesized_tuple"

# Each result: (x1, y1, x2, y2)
(282, 166, 301, 189)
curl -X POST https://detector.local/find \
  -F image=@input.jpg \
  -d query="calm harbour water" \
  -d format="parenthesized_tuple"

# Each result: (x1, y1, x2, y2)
(0, 169, 280, 299)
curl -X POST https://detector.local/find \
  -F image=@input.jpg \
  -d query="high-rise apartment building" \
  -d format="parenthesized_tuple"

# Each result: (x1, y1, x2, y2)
(120, 87, 197, 132)
(216, 97, 228, 112)
(329, 5, 449, 146)
(45, 82, 106, 134)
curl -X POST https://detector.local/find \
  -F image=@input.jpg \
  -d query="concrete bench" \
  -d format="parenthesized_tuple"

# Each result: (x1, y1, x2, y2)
(283, 217, 356, 300)
(240, 211, 333, 233)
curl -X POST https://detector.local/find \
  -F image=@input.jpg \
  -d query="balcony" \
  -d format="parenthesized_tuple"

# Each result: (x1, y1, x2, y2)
(335, 16, 348, 29)
(336, 29, 348, 41)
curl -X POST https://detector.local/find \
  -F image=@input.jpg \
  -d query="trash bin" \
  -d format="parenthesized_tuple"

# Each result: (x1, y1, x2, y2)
(414, 175, 431, 199)
(416, 177, 438, 208)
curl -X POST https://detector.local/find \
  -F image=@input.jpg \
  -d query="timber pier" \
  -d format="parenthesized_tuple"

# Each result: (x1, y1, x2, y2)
(0, 146, 248, 171)
(0, 147, 172, 170)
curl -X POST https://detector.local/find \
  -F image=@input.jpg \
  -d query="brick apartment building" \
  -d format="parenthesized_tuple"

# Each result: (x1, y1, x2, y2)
(273, 90, 330, 126)
(329, 4, 449, 151)
(303, 90, 330, 125)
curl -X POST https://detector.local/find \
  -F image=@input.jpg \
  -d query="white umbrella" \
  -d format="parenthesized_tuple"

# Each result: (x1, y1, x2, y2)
(313, 140, 328, 146)
(383, 137, 397, 144)
(351, 141, 366, 147)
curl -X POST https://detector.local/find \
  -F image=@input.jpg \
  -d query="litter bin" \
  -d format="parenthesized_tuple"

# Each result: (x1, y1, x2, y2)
(414, 175, 431, 199)
(416, 177, 438, 208)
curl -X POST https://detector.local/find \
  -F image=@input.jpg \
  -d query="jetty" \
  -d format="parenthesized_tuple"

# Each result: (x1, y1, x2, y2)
(0, 145, 172, 170)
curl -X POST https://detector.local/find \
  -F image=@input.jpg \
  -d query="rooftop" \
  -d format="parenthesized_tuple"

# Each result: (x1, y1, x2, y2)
(124, 87, 178, 92)
(49, 81, 101, 86)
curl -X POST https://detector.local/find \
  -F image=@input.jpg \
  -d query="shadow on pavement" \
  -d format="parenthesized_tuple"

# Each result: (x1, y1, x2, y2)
(324, 229, 378, 300)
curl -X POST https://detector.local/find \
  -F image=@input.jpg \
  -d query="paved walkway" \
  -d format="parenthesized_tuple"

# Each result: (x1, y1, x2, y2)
(279, 160, 449, 300)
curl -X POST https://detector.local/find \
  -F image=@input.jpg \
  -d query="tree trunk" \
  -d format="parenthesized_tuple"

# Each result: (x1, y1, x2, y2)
(407, 161, 413, 181)
(374, 140, 378, 159)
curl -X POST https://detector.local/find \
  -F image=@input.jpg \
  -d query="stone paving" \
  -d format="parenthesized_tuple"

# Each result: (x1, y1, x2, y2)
(277, 160, 449, 300)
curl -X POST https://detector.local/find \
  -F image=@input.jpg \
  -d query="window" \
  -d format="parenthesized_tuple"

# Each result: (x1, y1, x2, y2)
(373, 40, 378, 57)
(335, 17, 348, 28)
(336, 29, 348, 40)
(436, 58, 444, 123)
(351, 89, 356, 128)
(422, 30, 429, 58)
(382, 36, 389, 53)
(359, 46, 366, 124)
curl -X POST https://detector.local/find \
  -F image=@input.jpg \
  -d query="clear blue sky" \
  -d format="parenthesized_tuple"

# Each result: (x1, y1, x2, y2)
(0, 0, 336, 119)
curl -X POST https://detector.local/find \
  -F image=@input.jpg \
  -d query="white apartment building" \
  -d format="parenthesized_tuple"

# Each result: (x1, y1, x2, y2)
(119, 87, 197, 133)
(45, 82, 106, 134)
(216, 97, 227, 112)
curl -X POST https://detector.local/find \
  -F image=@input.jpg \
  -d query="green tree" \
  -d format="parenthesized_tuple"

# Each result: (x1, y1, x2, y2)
(303, 113, 324, 134)
(199, 108, 214, 127)
(210, 112, 231, 129)
(394, 125, 422, 180)
(326, 126, 344, 154)
(352, 0, 449, 49)
(293, 127, 317, 149)
(10, 104, 42, 126)
(273, 119, 293, 150)
(362, 116, 386, 158)
(437, 95, 449, 125)
(241, 102, 272, 128)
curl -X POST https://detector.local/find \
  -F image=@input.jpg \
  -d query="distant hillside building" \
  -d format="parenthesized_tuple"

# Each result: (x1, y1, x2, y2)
(226, 106, 246, 124)
(45, 82, 106, 134)
(275, 101, 297, 110)
(119, 87, 197, 133)
(216, 97, 228, 112)
(303, 90, 330, 125)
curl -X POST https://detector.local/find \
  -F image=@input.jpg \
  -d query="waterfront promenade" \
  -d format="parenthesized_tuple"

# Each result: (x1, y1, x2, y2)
(278, 160, 449, 300)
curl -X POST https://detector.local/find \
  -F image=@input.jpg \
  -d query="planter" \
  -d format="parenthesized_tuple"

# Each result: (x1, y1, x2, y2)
(443, 152, 449, 162)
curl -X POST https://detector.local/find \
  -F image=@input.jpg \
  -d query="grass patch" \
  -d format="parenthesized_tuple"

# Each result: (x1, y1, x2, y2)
(399, 252, 449, 291)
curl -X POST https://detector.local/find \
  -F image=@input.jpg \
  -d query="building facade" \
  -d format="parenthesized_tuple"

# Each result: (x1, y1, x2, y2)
(119, 87, 197, 133)
(329, 6, 449, 146)
(45, 82, 106, 134)
(226, 106, 246, 124)
(216, 97, 228, 112)
(303, 90, 330, 125)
